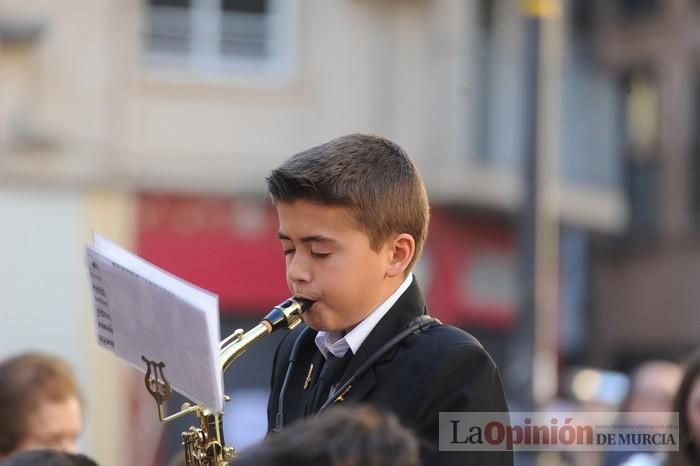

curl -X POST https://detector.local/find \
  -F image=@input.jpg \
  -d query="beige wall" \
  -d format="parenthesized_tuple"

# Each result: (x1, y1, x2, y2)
(123, 0, 477, 193)
(0, 0, 120, 183)
(0, 0, 623, 228)
(0, 188, 137, 466)
(81, 190, 138, 466)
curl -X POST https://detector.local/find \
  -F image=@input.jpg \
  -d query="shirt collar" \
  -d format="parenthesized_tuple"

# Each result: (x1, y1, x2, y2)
(314, 274, 414, 359)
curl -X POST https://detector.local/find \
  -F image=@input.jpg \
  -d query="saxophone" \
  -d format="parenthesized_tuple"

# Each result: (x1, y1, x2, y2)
(143, 297, 313, 466)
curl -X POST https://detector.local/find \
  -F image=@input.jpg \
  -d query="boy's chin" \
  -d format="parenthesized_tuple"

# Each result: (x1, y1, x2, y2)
(302, 314, 330, 332)
(302, 310, 347, 333)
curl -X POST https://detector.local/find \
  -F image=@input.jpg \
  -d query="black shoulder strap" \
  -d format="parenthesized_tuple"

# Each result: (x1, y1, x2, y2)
(274, 325, 312, 432)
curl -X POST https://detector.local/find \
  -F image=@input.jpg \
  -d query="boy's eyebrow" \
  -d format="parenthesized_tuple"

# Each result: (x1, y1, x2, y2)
(277, 232, 338, 244)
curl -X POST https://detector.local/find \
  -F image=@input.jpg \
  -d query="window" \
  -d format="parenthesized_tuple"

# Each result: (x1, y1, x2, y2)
(620, 70, 659, 235)
(144, 0, 295, 74)
(462, 250, 518, 308)
(570, 0, 594, 40)
(615, 0, 660, 24)
(690, 70, 700, 225)
(474, 0, 495, 163)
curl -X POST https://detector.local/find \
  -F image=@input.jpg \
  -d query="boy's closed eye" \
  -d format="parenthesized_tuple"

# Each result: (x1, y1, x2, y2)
(279, 233, 338, 259)
(282, 248, 331, 258)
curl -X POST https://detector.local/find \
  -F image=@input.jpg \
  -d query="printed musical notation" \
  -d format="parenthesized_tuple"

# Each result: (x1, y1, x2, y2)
(84, 233, 224, 412)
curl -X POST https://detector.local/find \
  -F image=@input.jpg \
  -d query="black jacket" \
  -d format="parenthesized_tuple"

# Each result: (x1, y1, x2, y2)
(267, 280, 513, 466)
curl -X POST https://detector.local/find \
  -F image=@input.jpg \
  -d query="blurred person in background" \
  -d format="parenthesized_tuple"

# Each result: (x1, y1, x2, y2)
(604, 361, 682, 466)
(233, 404, 421, 466)
(666, 350, 700, 466)
(0, 449, 97, 466)
(0, 352, 83, 460)
(556, 368, 630, 466)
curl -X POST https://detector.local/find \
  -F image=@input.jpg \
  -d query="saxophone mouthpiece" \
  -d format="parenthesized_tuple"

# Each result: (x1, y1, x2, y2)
(264, 297, 313, 331)
(293, 297, 314, 312)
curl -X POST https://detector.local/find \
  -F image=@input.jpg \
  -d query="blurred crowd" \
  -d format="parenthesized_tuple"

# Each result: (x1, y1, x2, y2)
(0, 348, 698, 466)
(542, 352, 700, 466)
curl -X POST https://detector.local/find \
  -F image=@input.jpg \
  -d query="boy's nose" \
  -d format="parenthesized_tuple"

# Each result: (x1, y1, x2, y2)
(286, 253, 312, 284)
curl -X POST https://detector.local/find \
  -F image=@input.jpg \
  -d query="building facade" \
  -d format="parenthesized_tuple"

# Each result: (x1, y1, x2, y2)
(588, 0, 700, 368)
(0, 0, 637, 464)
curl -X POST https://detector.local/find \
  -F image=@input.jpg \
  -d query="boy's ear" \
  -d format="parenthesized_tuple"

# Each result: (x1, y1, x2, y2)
(386, 233, 415, 278)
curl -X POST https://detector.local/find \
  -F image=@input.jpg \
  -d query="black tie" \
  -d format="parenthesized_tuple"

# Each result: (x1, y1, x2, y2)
(309, 351, 352, 413)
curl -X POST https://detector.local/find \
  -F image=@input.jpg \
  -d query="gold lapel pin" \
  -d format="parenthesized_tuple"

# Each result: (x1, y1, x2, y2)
(334, 385, 352, 403)
(303, 363, 314, 390)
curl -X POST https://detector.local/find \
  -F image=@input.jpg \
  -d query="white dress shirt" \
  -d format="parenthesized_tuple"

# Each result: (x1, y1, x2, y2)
(314, 274, 414, 360)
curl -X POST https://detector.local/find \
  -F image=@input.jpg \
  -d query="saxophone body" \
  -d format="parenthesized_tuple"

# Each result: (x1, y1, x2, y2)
(174, 297, 312, 466)
(182, 409, 231, 465)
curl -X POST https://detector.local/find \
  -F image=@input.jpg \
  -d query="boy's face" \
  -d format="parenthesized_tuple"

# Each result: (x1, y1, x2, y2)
(276, 200, 397, 333)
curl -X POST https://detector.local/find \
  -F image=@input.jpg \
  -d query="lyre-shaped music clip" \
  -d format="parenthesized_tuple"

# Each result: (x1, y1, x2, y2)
(142, 355, 200, 423)
(142, 355, 172, 405)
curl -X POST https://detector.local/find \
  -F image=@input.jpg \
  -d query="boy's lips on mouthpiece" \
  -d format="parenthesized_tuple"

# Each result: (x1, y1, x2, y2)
(294, 297, 318, 311)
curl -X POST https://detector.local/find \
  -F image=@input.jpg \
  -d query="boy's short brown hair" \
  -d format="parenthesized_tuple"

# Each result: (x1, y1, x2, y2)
(0, 353, 81, 456)
(266, 134, 429, 270)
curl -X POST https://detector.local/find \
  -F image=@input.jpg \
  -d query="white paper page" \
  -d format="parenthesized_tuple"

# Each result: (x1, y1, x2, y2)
(92, 233, 221, 388)
(84, 237, 224, 412)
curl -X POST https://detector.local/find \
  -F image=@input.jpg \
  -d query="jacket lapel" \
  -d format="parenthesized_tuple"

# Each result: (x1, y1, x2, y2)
(331, 278, 427, 405)
(279, 327, 320, 422)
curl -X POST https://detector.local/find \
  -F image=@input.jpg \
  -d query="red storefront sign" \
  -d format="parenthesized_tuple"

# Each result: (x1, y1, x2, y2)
(137, 194, 290, 309)
(422, 209, 516, 329)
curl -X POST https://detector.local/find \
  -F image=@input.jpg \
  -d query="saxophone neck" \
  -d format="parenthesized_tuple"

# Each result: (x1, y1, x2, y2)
(219, 297, 312, 373)
(220, 323, 270, 373)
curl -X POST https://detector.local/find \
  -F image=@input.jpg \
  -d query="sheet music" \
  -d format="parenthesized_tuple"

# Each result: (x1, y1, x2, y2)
(85, 233, 224, 412)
